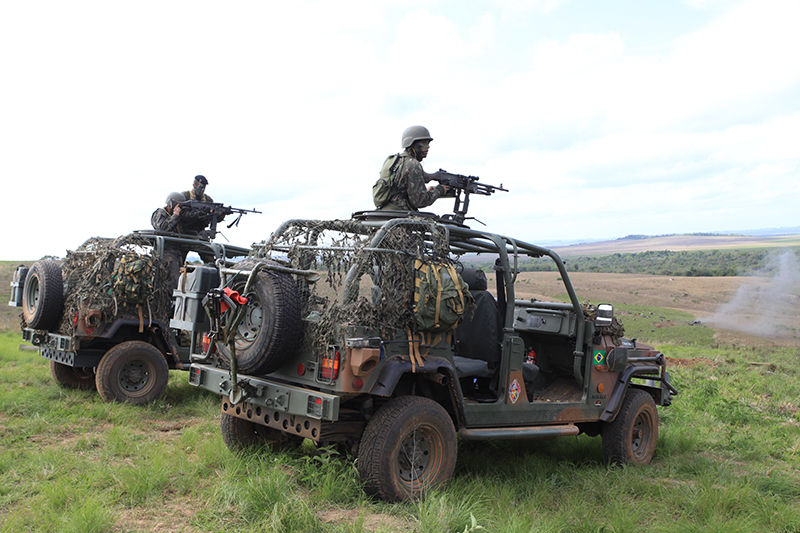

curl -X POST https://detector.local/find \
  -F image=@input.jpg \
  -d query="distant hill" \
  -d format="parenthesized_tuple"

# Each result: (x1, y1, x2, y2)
(550, 233, 800, 257)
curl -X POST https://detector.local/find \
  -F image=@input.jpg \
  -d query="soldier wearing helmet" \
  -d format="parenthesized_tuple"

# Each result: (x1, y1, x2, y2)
(151, 192, 187, 233)
(378, 126, 449, 211)
(150, 192, 190, 289)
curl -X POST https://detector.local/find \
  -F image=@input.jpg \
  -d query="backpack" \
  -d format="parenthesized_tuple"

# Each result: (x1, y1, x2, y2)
(372, 153, 405, 209)
(413, 258, 473, 332)
(112, 253, 155, 306)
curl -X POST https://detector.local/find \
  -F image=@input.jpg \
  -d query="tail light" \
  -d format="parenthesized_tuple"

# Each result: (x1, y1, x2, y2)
(319, 348, 340, 381)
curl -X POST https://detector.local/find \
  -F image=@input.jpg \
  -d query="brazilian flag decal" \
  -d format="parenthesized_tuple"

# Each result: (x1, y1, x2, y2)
(593, 350, 606, 365)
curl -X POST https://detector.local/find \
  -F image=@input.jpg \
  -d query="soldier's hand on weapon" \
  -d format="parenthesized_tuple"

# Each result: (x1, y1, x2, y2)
(427, 184, 449, 193)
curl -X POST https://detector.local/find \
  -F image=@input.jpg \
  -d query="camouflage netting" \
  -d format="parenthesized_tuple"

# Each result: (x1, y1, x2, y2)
(251, 218, 455, 353)
(581, 301, 626, 345)
(243, 218, 623, 355)
(55, 234, 171, 335)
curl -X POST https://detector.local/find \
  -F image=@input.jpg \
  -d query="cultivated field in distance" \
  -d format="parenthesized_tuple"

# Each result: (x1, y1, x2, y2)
(515, 271, 800, 348)
(550, 233, 800, 257)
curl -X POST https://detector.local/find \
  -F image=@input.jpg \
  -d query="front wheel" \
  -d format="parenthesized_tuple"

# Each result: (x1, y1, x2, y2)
(96, 341, 169, 405)
(50, 360, 96, 390)
(602, 388, 658, 465)
(358, 396, 457, 502)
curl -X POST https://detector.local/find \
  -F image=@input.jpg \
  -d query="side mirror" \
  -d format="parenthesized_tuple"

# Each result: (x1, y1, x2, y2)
(594, 303, 613, 327)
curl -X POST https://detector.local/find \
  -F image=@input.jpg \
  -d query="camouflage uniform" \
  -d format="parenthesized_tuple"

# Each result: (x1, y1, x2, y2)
(181, 190, 214, 202)
(149, 207, 185, 289)
(381, 152, 446, 211)
(178, 190, 216, 234)
(150, 207, 182, 233)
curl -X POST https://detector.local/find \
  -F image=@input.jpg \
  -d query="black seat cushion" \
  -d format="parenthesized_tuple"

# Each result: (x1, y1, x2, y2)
(453, 356, 493, 379)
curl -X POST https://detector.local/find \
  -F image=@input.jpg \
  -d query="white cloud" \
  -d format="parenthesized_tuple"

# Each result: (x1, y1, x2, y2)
(2, 0, 799, 260)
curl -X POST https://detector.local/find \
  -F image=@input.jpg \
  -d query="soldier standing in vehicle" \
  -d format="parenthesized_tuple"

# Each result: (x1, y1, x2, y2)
(182, 175, 213, 202)
(376, 126, 449, 211)
(177, 175, 224, 236)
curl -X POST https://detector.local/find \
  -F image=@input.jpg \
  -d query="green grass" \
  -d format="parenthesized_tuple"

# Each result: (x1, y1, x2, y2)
(2, 315, 800, 532)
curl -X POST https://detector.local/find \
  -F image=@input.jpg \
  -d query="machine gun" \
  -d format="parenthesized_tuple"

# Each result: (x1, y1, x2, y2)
(425, 170, 508, 225)
(176, 201, 262, 239)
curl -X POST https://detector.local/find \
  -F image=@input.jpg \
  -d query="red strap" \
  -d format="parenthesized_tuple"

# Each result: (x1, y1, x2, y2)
(220, 287, 248, 313)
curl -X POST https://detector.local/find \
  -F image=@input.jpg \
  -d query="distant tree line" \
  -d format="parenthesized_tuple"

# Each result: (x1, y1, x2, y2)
(464, 248, 800, 277)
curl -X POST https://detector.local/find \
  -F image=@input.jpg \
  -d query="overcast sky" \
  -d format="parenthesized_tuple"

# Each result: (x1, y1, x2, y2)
(2, 0, 798, 260)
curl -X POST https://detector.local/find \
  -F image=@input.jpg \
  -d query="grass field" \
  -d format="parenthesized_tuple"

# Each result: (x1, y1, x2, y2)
(2, 260, 800, 531)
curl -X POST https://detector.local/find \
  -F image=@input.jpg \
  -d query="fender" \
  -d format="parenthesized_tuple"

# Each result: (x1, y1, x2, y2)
(369, 354, 465, 425)
(600, 364, 660, 422)
(369, 355, 454, 396)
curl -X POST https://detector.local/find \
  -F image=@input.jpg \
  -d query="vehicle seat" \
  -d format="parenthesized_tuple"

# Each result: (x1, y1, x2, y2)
(455, 269, 502, 372)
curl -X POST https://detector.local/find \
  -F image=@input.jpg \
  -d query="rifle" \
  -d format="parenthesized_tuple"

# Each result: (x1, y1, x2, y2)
(425, 170, 508, 225)
(176, 201, 262, 238)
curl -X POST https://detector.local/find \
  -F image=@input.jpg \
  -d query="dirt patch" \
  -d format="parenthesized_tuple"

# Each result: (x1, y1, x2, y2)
(116, 495, 201, 533)
(318, 508, 412, 532)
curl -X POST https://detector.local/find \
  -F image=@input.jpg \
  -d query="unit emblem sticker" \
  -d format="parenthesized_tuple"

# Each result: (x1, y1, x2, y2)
(593, 350, 606, 365)
(508, 378, 521, 404)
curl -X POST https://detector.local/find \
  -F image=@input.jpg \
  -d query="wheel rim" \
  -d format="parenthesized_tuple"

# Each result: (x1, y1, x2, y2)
(233, 297, 263, 351)
(631, 409, 654, 460)
(25, 276, 40, 313)
(118, 359, 154, 395)
(397, 424, 443, 490)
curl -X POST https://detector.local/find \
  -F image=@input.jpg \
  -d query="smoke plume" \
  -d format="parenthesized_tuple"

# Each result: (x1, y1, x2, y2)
(705, 251, 800, 339)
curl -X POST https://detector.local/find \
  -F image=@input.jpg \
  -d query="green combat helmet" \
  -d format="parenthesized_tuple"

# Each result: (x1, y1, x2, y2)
(401, 125, 433, 148)
(166, 192, 185, 208)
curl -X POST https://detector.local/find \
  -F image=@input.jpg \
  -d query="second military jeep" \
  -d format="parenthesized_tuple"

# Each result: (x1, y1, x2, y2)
(179, 212, 676, 502)
(10, 231, 250, 404)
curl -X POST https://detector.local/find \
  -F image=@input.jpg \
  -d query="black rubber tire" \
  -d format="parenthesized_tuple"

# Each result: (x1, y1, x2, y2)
(220, 412, 303, 452)
(49, 360, 96, 390)
(22, 260, 64, 330)
(358, 396, 457, 502)
(217, 260, 303, 375)
(602, 388, 659, 466)
(95, 341, 169, 405)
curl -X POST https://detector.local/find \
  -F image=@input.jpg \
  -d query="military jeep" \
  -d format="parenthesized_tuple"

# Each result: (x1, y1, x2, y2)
(9, 231, 250, 404)
(180, 212, 676, 502)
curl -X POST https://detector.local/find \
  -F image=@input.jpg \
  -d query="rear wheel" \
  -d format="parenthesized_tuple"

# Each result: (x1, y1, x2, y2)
(217, 260, 303, 375)
(220, 412, 303, 452)
(602, 388, 658, 465)
(49, 360, 96, 390)
(22, 260, 64, 330)
(358, 396, 457, 502)
(96, 341, 169, 404)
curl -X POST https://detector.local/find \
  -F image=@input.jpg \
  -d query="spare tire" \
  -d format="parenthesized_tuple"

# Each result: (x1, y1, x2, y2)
(217, 259, 303, 375)
(22, 260, 64, 330)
